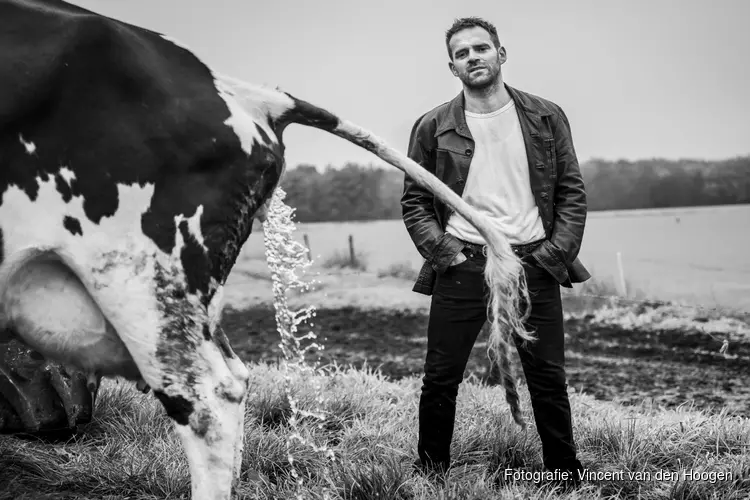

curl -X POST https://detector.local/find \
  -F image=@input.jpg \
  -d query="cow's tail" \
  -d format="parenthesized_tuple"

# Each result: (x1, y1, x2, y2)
(271, 91, 536, 428)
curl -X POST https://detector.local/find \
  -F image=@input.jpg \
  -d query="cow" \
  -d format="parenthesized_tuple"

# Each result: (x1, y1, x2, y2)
(0, 1, 534, 498)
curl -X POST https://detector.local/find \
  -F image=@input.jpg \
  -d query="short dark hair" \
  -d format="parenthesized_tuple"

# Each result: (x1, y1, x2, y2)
(445, 17, 501, 59)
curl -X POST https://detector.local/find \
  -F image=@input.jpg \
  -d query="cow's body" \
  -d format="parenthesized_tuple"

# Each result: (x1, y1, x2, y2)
(0, 1, 534, 498)
(0, 1, 300, 496)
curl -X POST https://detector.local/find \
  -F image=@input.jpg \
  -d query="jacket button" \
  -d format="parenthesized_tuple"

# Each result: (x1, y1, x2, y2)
(458, 179, 465, 185)
(465, 148, 472, 156)
(541, 192, 549, 200)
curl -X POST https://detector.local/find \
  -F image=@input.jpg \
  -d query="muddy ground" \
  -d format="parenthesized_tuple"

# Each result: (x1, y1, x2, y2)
(222, 304, 750, 417)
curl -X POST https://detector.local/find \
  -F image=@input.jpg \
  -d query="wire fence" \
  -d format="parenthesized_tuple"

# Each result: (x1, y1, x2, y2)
(238, 218, 750, 321)
(561, 290, 747, 317)
(300, 232, 750, 316)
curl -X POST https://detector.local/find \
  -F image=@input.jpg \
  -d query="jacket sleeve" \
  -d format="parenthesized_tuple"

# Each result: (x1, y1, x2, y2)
(546, 106, 587, 266)
(400, 115, 464, 273)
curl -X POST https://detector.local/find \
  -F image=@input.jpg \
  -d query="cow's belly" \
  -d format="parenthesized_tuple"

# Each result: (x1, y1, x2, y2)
(1, 254, 140, 379)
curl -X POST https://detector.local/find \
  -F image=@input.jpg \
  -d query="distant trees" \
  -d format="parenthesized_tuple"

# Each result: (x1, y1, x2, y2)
(278, 156, 750, 223)
(280, 162, 402, 222)
(580, 157, 750, 211)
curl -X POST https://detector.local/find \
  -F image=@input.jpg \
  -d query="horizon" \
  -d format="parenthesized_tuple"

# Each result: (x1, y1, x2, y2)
(69, 0, 750, 169)
(285, 154, 750, 172)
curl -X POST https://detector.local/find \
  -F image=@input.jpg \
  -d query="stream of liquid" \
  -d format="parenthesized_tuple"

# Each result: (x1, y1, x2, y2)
(262, 187, 334, 497)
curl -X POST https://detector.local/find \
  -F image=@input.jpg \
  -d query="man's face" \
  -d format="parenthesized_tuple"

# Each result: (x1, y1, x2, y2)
(448, 27, 506, 90)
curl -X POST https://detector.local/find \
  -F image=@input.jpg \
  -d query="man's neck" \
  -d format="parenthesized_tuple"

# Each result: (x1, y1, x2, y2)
(463, 80, 512, 114)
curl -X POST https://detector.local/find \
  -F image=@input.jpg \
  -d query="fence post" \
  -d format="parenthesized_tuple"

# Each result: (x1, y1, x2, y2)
(303, 233, 311, 261)
(349, 234, 355, 266)
(616, 251, 627, 297)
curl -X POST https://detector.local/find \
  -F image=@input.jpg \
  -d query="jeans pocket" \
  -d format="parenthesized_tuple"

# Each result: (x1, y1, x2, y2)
(524, 254, 558, 284)
(435, 256, 486, 301)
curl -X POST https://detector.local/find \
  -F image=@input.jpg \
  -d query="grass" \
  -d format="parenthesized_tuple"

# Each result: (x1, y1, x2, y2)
(377, 261, 419, 281)
(320, 250, 368, 272)
(2, 363, 748, 500)
(2, 256, 747, 499)
(561, 274, 649, 316)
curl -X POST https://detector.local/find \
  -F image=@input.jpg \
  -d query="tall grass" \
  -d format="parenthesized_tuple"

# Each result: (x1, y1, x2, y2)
(377, 261, 419, 281)
(2, 363, 748, 499)
(320, 250, 368, 272)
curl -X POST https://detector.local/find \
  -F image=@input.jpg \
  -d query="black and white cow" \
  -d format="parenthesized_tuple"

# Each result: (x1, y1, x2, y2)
(0, 1, 532, 498)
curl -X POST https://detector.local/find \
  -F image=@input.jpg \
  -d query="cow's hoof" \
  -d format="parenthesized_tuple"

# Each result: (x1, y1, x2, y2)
(0, 331, 99, 435)
(136, 379, 151, 394)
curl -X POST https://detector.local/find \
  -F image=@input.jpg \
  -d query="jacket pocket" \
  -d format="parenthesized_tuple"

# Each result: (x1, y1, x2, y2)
(435, 149, 466, 188)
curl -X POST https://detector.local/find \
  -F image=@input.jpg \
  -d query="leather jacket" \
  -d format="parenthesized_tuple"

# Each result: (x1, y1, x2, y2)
(401, 84, 591, 295)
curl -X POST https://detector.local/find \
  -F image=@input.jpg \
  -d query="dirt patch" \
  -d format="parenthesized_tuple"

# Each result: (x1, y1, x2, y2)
(222, 304, 750, 417)
(563, 316, 750, 413)
(221, 261, 750, 415)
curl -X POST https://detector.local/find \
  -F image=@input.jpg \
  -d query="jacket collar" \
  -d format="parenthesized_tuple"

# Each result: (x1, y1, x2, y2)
(434, 83, 550, 139)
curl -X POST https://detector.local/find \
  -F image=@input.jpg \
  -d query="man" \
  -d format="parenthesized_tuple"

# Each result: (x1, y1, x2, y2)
(401, 16, 590, 485)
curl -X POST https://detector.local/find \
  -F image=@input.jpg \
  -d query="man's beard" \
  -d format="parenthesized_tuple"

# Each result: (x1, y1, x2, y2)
(460, 67, 500, 90)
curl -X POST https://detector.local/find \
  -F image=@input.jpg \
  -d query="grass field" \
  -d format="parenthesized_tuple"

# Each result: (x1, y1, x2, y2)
(240, 204, 750, 314)
(4, 264, 747, 498)
(2, 204, 749, 499)
(2, 364, 749, 500)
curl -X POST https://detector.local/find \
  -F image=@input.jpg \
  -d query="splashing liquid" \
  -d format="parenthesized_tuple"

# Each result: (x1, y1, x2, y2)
(262, 187, 334, 498)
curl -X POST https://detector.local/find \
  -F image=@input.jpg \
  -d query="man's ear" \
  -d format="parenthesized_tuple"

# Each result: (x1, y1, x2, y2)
(448, 60, 458, 77)
(497, 45, 507, 64)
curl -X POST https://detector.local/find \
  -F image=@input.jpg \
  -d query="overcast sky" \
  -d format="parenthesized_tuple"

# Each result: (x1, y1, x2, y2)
(70, 0, 749, 170)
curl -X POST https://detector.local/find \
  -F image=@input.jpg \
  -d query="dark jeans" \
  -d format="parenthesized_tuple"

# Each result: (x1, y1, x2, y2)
(417, 246, 581, 473)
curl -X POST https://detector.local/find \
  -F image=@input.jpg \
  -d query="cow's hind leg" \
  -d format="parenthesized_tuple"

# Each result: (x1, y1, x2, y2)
(82, 252, 250, 498)
(214, 324, 251, 485)
(147, 329, 250, 500)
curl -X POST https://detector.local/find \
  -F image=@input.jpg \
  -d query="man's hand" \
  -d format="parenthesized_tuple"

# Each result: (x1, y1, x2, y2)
(449, 251, 467, 266)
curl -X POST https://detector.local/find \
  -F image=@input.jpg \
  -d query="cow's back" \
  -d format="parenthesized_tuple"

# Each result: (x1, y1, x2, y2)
(0, 0, 237, 214)
(0, 0, 283, 294)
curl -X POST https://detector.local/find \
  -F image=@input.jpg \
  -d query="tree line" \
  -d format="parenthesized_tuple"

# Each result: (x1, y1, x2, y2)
(278, 156, 750, 223)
